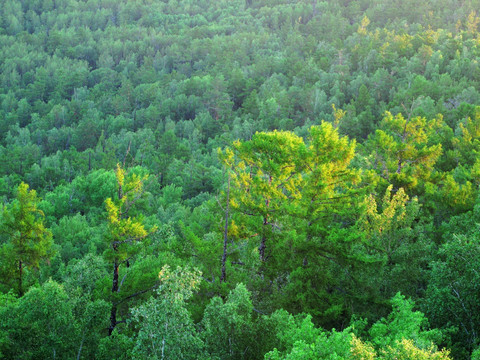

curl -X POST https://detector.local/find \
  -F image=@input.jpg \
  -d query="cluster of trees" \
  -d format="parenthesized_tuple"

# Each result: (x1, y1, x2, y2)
(1, 0, 480, 358)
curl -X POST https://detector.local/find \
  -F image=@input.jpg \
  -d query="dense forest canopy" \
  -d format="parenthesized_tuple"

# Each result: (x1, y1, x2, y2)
(1, 0, 480, 358)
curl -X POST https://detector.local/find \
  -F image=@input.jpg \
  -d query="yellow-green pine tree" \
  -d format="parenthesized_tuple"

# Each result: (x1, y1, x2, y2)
(105, 164, 157, 335)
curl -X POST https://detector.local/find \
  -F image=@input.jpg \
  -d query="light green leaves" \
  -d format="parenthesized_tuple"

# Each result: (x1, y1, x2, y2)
(131, 266, 203, 360)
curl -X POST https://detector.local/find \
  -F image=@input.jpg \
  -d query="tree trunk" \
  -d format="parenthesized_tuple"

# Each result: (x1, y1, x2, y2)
(312, 0, 318, 16)
(396, 158, 403, 174)
(77, 331, 86, 360)
(259, 217, 267, 262)
(109, 259, 119, 335)
(259, 180, 271, 262)
(221, 173, 231, 282)
(109, 305, 117, 336)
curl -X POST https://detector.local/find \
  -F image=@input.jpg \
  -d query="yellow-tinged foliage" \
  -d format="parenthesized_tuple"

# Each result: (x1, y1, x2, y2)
(158, 264, 202, 303)
(332, 103, 346, 128)
(350, 337, 452, 359)
(383, 339, 451, 359)
(471, 158, 480, 184)
(368, 112, 444, 188)
(350, 335, 376, 359)
(218, 122, 361, 258)
(452, 107, 480, 164)
(435, 175, 475, 212)
(1, 182, 53, 295)
(361, 185, 412, 237)
(466, 11, 480, 35)
(358, 16, 371, 36)
(115, 163, 125, 189)
(105, 198, 119, 225)
(105, 164, 157, 261)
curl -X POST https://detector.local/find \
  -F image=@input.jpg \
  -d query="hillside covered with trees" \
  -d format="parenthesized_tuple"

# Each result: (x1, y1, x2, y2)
(1, 0, 480, 358)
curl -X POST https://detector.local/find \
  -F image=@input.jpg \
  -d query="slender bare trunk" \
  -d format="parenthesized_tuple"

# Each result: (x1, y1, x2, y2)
(77, 332, 85, 360)
(109, 259, 119, 335)
(396, 158, 403, 174)
(259, 217, 267, 262)
(161, 323, 167, 360)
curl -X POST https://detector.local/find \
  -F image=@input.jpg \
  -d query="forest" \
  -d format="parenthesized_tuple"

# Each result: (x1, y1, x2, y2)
(1, 0, 480, 358)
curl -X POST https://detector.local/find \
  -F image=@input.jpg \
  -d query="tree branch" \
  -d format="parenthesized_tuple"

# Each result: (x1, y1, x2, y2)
(114, 285, 158, 306)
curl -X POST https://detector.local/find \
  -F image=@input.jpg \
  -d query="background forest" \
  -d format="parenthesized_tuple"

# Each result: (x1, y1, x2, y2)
(1, 0, 480, 358)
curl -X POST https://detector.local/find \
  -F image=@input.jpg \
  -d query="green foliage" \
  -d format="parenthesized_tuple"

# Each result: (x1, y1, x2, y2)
(423, 233, 480, 358)
(62, 253, 110, 359)
(221, 122, 366, 323)
(0, 182, 53, 295)
(263, 311, 355, 359)
(52, 214, 104, 262)
(451, 106, 480, 165)
(0, 280, 78, 359)
(2, 0, 480, 357)
(202, 283, 256, 359)
(369, 293, 443, 350)
(96, 332, 134, 360)
(104, 164, 159, 336)
(104, 165, 155, 265)
(472, 347, 480, 360)
(366, 112, 443, 190)
(220, 129, 305, 263)
(265, 293, 449, 360)
(358, 185, 432, 303)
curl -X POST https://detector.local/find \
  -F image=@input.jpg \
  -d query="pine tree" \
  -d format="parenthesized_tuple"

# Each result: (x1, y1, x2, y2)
(104, 164, 157, 335)
(0, 182, 53, 296)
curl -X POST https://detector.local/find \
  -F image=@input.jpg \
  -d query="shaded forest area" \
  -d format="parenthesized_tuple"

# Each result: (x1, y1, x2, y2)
(1, 0, 480, 358)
